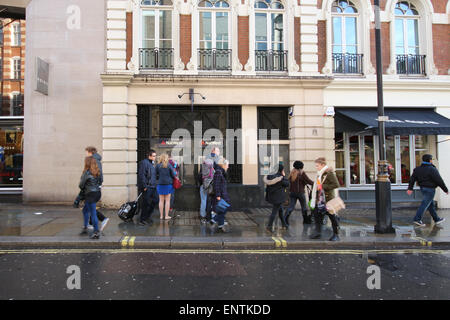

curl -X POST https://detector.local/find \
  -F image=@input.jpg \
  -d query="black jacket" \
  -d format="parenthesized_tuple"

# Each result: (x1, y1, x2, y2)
(138, 158, 156, 190)
(213, 167, 230, 204)
(408, 163, 448, 193)
(79, 170, 101, 194)
(264, 173, 289, 205)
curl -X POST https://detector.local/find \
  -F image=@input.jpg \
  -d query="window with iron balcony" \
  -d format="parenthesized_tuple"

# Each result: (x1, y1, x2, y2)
(198, 0, 232, 71)
(139, 0, 174, 71)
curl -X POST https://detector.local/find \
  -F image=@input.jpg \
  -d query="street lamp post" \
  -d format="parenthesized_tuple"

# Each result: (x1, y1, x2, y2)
(374, 0, 395, 234)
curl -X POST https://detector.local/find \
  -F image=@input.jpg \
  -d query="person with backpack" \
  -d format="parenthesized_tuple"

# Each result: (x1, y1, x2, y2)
(211, 157, 231, 233)
(79, 157, 102, 239)
(156, 153, 177, 220)
(309, 157, 341, 241)
(285, 161, 314, 225)
(264, 164, 289, 233)
(199, 158, 215, 224)
(407, 154, 448, 227)
(137, 149, 158, 226)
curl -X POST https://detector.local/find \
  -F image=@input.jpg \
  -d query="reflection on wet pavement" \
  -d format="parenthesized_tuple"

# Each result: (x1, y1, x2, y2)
(0, 203, 449, 241)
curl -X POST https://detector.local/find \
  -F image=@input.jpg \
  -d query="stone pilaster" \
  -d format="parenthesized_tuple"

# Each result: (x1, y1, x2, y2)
(298, 0, 319, 75)
(106, 0, 128, 72)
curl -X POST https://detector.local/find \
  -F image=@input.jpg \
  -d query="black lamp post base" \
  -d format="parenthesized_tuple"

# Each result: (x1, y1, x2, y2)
(374, 179, 396, 234)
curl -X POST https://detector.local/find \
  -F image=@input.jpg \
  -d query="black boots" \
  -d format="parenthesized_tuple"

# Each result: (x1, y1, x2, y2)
(303, 213, 312, 224)
(329, 233, 340, 241)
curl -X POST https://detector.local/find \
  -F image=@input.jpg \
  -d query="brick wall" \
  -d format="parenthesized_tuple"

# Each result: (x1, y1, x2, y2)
(431, 0, 447, 13)
(294, 17, 301, 67)
(126, 12, 132, 69)
(317, 20, 326, 73)
(370, 22, 391, 73)
(238, 16, 249, 70)
(180, 15, 192, 69)
(433, 24, 450, 75)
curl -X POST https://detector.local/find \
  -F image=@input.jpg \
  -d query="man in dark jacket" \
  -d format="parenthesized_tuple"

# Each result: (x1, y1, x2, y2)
(138, 149, 158, 226)
(263, 164, 289, 232)
(407, 154, 448, 227)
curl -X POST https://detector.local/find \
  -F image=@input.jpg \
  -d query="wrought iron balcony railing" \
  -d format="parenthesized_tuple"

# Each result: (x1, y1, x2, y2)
(139, 48, 174, 70)
(255, 50, 287, 72)
(396, 54, 426, 75)
(332, 53, 363, 74)
(198, 49, 232, 71)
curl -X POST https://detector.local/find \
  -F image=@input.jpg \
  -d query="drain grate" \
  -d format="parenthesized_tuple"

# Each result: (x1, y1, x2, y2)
(171, 211, 258, 227)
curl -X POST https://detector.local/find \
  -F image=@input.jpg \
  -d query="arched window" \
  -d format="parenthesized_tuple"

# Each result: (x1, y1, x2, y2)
(394, 1, 424, 74)
(140, 0, 174, 69)
(331, 0, 362, 73)
(254, 0, 286, 71)
(197, 0, 231, 70)
(395, 1, 419, 55)
(254, 0, 285, 51)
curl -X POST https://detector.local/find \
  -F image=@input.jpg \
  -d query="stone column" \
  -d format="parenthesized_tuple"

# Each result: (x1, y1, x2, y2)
(241, 105, 258, 185)
(106, 0, 128, 72)
(298, 0, 319, 75)
(101, 74, 134, 207)
(289, 88, 333, 178)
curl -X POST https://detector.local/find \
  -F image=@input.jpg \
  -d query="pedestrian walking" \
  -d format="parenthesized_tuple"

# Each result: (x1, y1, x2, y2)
(264, 164, 289, 232)
(309, 157, 341, 241)
(156, 153, 177, 220)
(211, 157, 231, 233)
(285, 161, 314, 225)
(137, 149, 158, 226)
(169, 155, 179, 214)
(199, 158, 215, 224)
(206, 147, 220, 169)
(407, 154, 448, 227)
(79, 157, 102, 239)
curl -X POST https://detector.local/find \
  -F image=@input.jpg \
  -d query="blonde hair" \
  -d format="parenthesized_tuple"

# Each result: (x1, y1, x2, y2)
(218, 157, 229, 168)
(314, 157, 327, 165)
(158, 153, 169, 168)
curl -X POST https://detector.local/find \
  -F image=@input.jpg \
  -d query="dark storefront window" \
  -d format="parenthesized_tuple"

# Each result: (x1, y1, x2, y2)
(257, 107, 288, 140)
(0, 124, 23, 187)
(138, 105, 242, 185)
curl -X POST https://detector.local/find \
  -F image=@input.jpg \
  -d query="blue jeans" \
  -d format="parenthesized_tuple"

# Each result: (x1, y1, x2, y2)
(414, 187, 440, 222)
(83, 202, 99, 232)
(213, 209, 228, 227)
(199, 186, 207, 218)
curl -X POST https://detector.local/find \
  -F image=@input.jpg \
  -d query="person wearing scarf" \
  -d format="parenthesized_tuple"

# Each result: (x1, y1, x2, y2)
(309, 157, 341, 241)
(263, 164, 289, 232)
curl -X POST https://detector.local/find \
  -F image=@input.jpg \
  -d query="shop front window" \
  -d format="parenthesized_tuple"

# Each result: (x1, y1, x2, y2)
(335, 132, 346, 187)
(0, 124, 23, 187)
(400, 135, 411, 183)
(338, 133, 433, 187)
(364, 135, 375, 184)
(349, 135, 360, 184)
(414, 135, 428, 167)
(386, 135, 396, 183)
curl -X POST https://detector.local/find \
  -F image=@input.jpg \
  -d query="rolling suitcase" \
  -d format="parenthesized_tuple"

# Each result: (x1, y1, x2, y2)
(118, 193, 143, 222)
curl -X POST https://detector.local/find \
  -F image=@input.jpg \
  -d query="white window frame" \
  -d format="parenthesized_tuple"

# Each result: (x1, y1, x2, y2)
(11, 22, 20, 47)
(197, 1, 231, 50)
(340, 132, 422, 188)
(254, 0, 286, 52)
(140, 7, 174, 49)
(11, 57, 20, 80)
(10, 92, 20, 116)
(331, 1, 359, 55)
(394, 2, 420, 55)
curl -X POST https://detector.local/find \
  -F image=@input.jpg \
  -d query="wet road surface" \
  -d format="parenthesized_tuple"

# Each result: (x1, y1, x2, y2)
(1, 248, 450, 300)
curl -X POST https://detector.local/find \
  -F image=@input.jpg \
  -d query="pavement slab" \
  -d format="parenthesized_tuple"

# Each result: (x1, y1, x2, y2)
(0, 203, 449, 249)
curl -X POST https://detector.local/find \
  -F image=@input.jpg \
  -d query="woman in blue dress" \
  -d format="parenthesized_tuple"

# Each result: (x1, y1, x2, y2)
(156, 153, 176, 220)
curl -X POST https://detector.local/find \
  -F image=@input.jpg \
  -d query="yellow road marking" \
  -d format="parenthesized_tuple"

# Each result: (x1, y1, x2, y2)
(0, 248, 448, 255)
(121, 236, 129, 248)
(277, 237, 287, 248)
(412, 236, 431, 246)
(128, 236, 136, 248)
(272, 237, 281, 248)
